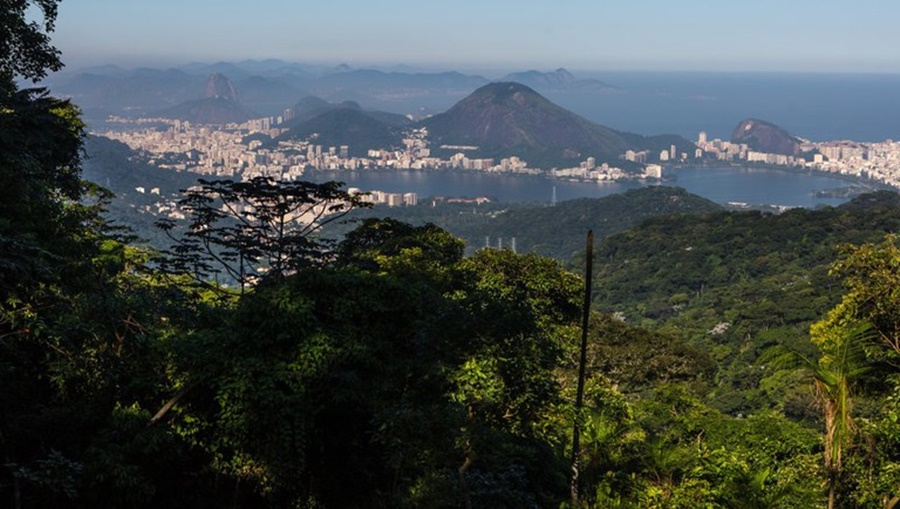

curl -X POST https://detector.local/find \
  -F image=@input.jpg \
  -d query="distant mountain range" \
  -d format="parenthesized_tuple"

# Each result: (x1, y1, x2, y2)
(49, 60, 704, 167)
(45, 60, 620, 119)
(500, 68, 614, 92)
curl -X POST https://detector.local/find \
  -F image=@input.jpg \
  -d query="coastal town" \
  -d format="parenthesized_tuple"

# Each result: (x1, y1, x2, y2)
(694, 131, 900, 188)
(100, 113, 900, 214)
(101, 115, 663, 200)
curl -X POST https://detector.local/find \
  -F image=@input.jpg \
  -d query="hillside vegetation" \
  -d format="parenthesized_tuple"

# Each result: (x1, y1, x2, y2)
(330, 186, 723, 259)
(7, 5, 900, 507)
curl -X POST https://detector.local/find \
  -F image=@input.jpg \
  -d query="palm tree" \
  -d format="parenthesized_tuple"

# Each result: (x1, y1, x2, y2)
(807, 323, 873, 509)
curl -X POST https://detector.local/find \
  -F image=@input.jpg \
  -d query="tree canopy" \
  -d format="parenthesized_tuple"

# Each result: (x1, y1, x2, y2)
(0, 0, 63, 82)
(6, 4, 900, 507)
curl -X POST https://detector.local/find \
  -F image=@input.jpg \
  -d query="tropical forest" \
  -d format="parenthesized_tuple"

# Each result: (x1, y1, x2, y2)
(4, 3, 900, 508)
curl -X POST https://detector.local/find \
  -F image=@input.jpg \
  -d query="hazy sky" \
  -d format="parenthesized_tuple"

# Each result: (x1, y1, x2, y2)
(50, 0, 900, 72)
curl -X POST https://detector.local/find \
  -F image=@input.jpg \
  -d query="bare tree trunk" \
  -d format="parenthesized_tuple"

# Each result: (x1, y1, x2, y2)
(828, 474, 835, 509)
(570, 230, 593, 506)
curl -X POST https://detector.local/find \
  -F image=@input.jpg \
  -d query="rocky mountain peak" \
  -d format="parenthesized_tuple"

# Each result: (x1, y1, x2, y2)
(204, 73, 239, 101)
(731, 118, 801, 156)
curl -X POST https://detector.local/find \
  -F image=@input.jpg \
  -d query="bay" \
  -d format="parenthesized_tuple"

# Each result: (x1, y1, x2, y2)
(308, 167, 865, 208)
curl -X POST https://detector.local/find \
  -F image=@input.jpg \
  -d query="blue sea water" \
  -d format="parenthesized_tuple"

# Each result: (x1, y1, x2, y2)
(546, 71, 900, 142)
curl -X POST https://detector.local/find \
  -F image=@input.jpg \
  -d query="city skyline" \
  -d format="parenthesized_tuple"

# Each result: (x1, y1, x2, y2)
(48, 0, 900, 73)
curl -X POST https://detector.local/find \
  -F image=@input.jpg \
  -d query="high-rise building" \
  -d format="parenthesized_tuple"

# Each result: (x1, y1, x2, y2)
(698, 131, 708, 144)
(387, 193, 404, 207)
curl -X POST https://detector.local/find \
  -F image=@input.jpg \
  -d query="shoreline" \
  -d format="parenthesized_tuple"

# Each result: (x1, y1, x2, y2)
(665, 161, 896, 191)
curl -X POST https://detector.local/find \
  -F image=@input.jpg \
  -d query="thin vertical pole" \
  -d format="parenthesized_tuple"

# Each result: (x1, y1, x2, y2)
(571, 229, 593, 505)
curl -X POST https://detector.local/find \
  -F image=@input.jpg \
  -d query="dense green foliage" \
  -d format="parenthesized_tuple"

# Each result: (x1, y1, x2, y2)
(7, 8, 900, 507)
(589, 192, 900, 416)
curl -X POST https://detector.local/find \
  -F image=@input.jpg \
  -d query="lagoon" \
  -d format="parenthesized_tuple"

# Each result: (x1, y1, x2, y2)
(309, 166, 874, 208)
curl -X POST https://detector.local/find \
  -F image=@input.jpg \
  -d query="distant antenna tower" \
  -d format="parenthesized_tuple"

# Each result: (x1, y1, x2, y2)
(551, 186, 557, 207)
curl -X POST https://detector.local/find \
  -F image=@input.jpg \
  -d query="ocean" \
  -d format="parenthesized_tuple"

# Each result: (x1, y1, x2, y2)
(544, 71, 900, 143)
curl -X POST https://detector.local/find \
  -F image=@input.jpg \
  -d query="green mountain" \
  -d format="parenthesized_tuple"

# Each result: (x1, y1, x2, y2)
(82, 135, 204, 195)
(274, 108, 401, 157)
(448, 186, 723, 259)
(329, 186, 724, 260)
(282, 96, 412, 129)
(420, 82, 694, 167)
(421, 82, 630, 166)
(81, 135, 212, 246)
(588, 190, 900, 414)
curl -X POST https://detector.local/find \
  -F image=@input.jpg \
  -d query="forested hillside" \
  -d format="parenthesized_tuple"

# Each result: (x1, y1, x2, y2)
(6, 4, 900, 508)
(587, 192, 900, 418)
(326, 186, 724, 259)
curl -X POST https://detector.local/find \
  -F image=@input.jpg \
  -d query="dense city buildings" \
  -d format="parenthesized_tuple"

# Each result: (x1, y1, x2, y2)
(695, 133, 900, 187)
(100, 116, 900, 225)
(101, 116, 660, 189)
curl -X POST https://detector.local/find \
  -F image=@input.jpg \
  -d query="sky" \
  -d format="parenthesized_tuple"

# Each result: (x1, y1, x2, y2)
(48, 0, 900, 73)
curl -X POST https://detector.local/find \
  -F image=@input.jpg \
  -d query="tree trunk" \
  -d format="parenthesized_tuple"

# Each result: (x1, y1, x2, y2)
(827, 473, 835, 509)
(570, 230, 593, 506)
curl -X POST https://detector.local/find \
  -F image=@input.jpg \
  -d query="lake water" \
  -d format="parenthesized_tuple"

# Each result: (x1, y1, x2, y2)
(309, 166, 866, 208)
